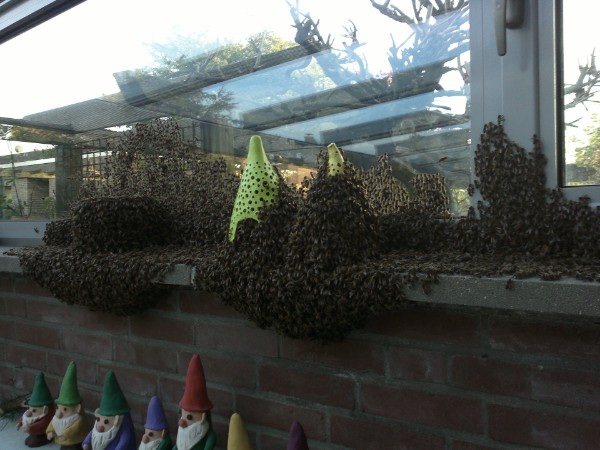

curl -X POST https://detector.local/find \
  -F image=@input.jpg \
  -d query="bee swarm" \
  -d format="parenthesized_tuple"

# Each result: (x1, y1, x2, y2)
(13, 117, 600, 341)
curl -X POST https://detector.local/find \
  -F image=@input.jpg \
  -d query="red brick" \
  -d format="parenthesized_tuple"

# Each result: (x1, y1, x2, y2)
(389, 347, 447, 383)
(115, 340, 178, 372)
(205, 387, 235, 419)
(366, 308, 481, 345)
(195, 320, 278, 357)
(361, 382, 483, 433)
(61, 332, 113, 360)
(259, 364, 355, 409)
(331, 415, 445, 450)
(260, 434, 292, 450)
(531, 366, 600, 412)
(130, 313, 194, 345)
(80, 387, 102, 413)
(14, 278, 53, 297)
(489, 317, 600, 359)
(488, 404, 600, 449)
(152, 289, 179, 312)
(0, 317, 14, 339)
(26, 300, 128, 334)
(180, 291, 244, 319)
(179, 351, 256, 389)
(5, 295, 27, 317)
(0, 365, 16, 388)
(0, 274, 13, 293)
(4, 344, 47, 371)
(450, 355, 532, 397)
(157, 375, 184, 407)
(236, 395, 326, 441)
(13, 322, 60, 349)
(451, 441, 498, 450)
(281, 338, 385, 374)
(13, 369, 38, 391)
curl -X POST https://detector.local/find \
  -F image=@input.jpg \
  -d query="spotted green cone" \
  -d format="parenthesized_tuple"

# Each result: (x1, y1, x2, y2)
(327, 143, 344, 176)
(229, 135, 279, 242)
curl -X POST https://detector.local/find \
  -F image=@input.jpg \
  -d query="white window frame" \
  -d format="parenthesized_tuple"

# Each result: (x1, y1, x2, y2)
(471, 0, 600, 206)
(0, 0, 83, 44)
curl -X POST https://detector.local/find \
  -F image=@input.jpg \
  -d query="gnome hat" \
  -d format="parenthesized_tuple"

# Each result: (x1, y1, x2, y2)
(144, 396, 169, 431)
(179, 354, 213, 412)
(28, 372, 54, 407)
(55, 361, 82, 406)
(227, 413, 252, 450)
(287, 421, 309, 450)
(97, 371, 129, 416)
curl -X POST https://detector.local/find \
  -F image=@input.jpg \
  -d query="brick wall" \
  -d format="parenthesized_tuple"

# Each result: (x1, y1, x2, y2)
(1, 272, 600, 450)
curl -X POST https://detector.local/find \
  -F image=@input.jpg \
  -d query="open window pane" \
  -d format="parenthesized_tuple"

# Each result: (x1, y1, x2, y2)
(0, 0, 470, 220)
(562, 0, 600, 186)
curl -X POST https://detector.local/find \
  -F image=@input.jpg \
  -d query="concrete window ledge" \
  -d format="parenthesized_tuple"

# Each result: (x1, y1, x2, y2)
(2, 247, 599, 318)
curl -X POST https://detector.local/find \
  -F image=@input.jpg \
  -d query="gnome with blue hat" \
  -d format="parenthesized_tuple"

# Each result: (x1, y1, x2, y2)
(139, 396, 172, 450)
(82, 371, 136, 450)
(46, 361, 89, 450)
(16, 371, 56, 447)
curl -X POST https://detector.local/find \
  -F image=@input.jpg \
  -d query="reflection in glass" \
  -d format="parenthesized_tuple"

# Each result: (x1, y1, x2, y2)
(562, 1, 600, 186)
(0, 0, 470, 219)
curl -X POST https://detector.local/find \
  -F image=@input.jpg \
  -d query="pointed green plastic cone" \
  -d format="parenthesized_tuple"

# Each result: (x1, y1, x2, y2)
(229, 135, 280, 242)
(327, 143, 344, 176)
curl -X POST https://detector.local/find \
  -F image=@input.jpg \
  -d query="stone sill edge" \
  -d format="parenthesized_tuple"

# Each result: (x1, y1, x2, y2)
(2, 247, 599, 318)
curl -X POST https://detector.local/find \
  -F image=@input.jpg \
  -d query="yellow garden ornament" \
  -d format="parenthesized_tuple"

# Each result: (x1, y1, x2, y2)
(327, 142, 344, 176)
(227, 413, 253, 450)
(228, 135, 279, 242)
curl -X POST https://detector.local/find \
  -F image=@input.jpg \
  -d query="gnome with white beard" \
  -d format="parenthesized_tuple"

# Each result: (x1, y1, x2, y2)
(173, 354, 216, 450)
(46, 361, 89, 450)
(82, 371, 136, 450)
(16, 372, 56, 447)
(139, 396, 172, 450)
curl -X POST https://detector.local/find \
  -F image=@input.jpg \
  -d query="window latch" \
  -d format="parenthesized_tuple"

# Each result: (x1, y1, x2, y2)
(494, 0, 525, 56)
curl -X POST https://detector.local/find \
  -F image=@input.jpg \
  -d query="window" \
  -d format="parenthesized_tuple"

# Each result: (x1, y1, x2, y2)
(560, 0, 600, 187)
(0, 0, 598, 225)
(0, 0, 471, 220)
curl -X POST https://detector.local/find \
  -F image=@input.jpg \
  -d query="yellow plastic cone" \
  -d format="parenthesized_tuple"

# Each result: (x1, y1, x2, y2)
(227, 413, 253, 450)
(229, 135, 279, 242)
(327, 143, 344, 176)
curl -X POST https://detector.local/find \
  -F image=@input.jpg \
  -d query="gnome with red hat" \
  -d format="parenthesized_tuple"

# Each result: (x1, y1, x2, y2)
(46, 361, 89, 450)
(173, 354, 216, 450)
(139, 396, 172, 450)
(16, 372, 56, 447)
(82, 371, 136, 450)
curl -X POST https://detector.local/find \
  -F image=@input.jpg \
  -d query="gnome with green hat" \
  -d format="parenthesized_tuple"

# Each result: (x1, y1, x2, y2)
(82, 371, 136, 450)
(16, 371, 56, 447)
(46, 361, 89, 450)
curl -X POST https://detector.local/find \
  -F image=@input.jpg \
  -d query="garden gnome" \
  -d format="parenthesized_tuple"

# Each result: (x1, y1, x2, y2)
(46, 361, 89, 450)
(139, 396, 172, 450)
(16, 371, 56, 447)
(287, 421, 309, 450)
(82, 371, 136, 450)
(173, 354, 216, 450)
(227, 413, 252, 450)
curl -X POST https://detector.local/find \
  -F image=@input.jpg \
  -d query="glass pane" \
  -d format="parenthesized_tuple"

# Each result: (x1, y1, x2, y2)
(0, 0, 470, 220)
(562, 1, 600, 186)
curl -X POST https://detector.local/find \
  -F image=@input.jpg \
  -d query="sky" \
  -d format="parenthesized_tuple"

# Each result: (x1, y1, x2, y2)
(0, 0, 597, 161)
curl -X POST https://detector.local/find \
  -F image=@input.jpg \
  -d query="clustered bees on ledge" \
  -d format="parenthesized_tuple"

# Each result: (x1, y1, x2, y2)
(13, 356, 309, 450)
(13, 117, 600, 342)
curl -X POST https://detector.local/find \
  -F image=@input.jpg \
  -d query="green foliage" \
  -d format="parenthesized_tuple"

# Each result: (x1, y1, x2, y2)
(574, 115, 600, 183)
(146, 31, 295, 76)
